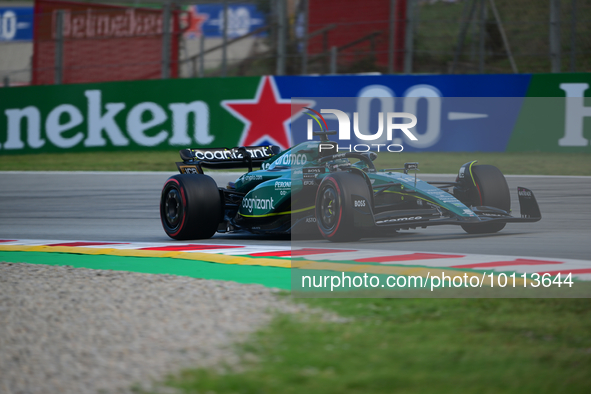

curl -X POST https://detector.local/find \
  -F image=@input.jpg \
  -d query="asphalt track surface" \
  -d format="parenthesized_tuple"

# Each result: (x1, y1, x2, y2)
(0, 171, 590, 260)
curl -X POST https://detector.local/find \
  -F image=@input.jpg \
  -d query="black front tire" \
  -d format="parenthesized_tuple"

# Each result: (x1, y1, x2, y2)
(160, 174, 222, 240)
(315, 171, 372, 242)
(461, 165, 510, 234)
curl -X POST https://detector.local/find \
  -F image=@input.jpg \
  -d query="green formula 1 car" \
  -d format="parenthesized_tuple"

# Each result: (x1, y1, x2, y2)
(159, 132, 541, 242)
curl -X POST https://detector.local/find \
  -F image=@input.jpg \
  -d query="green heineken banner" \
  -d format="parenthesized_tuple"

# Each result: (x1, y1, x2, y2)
(0, 73, 590, 154)
(0, 77, 263, 155)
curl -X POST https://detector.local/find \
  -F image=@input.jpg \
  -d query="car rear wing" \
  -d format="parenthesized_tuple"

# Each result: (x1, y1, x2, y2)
(176, 145, 281, 174)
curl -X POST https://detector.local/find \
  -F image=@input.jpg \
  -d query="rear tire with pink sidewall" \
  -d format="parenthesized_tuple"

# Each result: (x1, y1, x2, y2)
(160, 174, 222, 240)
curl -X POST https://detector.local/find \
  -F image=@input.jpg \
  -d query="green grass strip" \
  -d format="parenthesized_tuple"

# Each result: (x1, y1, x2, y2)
(0, 251, 291, 289)
(162, 297, 591, 394)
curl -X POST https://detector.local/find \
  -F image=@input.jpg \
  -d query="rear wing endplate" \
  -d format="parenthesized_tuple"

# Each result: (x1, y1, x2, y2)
(517, 187, 541, 219)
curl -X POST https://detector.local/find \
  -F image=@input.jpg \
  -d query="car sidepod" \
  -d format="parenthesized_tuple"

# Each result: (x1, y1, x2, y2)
(233, 177, 303, 234)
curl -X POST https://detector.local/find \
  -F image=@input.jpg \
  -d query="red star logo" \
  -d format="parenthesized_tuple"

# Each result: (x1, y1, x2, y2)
(183, 5, 208, 38)
(222, 76, 312, 150)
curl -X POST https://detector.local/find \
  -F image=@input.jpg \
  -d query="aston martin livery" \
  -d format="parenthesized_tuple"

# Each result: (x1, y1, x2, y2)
(159, 132, 541, 242)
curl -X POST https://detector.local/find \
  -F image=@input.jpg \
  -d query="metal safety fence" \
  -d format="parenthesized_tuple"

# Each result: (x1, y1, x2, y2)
(0, 0, 589, 87)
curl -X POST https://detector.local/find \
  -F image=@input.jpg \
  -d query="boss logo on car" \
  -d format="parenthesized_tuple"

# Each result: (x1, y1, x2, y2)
(354, 200, 366, 207)
(518, 190, 532, 197)
(303, 167, 325, 174)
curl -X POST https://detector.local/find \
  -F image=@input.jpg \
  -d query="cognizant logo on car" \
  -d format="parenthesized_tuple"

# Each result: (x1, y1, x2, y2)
(242, 197, 275, 212)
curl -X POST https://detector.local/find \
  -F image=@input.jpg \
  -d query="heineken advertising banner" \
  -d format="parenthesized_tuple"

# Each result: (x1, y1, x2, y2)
(0, 73, 590, 154)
